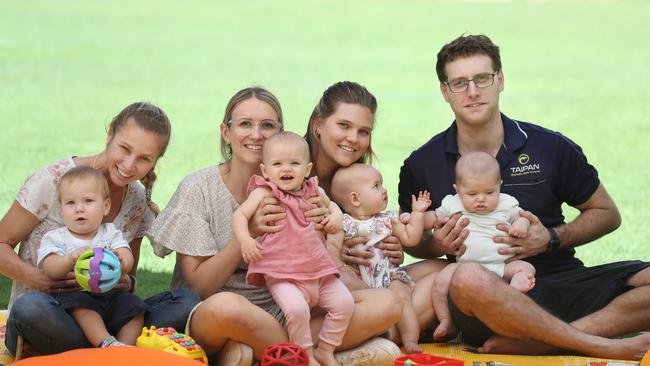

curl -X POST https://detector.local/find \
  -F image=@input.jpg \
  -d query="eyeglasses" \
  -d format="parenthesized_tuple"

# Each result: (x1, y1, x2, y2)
(444, 72, 498, 93)
(227, 118, 282, 136)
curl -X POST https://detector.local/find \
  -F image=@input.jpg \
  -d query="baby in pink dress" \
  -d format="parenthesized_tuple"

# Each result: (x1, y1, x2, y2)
(233, 132, 354, 366)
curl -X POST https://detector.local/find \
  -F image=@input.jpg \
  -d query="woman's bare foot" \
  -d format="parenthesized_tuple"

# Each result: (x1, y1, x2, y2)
(509, 272, 535, 293)
(433, 319, 457, 341)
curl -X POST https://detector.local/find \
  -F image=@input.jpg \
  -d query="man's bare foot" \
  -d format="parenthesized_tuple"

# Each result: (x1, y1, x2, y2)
(314, 346, 339, 366)
(604, 333, 650, 361)
(481, 332, 650, 361)
(433, 319, 457, 341)
(402, 340, 422, 354)
(479, 335, 558, 355)
(509, 272, 535, 293)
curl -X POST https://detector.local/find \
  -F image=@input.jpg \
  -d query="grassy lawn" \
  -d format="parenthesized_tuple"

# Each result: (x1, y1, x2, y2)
(1, 0, 649, 308)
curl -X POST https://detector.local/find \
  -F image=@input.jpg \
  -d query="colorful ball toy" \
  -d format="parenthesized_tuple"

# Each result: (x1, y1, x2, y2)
(74, 247, 121, 293)
(261, 344, 308, 366)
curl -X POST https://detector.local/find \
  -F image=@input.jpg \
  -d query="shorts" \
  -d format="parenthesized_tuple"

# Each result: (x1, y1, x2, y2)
(184, 297, 286, 336)
(55, 290, 149, 335)
(448, 260, 649, 346)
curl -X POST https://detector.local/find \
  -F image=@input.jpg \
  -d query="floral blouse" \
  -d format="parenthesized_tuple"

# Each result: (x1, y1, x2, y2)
(9, 157, 153, 308)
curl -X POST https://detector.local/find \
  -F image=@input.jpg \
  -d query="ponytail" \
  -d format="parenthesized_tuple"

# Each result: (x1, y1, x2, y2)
(140, 169, 160, 216)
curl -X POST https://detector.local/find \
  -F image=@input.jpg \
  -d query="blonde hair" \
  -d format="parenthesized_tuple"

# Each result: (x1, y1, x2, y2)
(59, 166, 110, 202)
(262, 131, 310, 163)
(108, 102, 171, 216)
(455, 151, 501, 185)
(220, 87, 284, 162)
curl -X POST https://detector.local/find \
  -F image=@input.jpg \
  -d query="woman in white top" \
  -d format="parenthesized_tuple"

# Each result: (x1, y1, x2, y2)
(1, 102, 200, 356)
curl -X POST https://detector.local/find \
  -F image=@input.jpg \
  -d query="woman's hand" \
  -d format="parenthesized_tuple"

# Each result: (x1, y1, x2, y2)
(306, 196, 330, 231)
(341, 236, 372, 266)
(43, 272, 81, 294)
(433, 212, 469, 256)
(250, 196, 286, 237)
(378, 235, 404, 265)
(112, 273, 136, 292)
(495, 210, 549, 261)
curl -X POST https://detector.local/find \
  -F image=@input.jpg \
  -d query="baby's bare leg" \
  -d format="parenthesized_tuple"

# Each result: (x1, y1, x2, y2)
(432, 263, 458, 340)
(504, 260, 536, 293)
(70, 308, 110, 347)
(389, 280, 421, 353)
(116, 312, 144, 345)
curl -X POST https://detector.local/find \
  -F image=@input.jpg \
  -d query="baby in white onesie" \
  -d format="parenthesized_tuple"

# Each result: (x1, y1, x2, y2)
(430, 151, 536, 340)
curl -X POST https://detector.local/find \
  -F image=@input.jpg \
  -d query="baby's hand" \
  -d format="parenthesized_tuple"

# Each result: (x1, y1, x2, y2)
(321, 216, 341, 235)
(69, 247, 90, 264)
(508, 224, 528, 238)
(241, 238, 263, 264)
(411, 191, 432, 213)
(399, 212, 411, 224)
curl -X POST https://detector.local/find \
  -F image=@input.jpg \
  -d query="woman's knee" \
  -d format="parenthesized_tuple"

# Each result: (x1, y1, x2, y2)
(365, 288, 401, 323)
(198, 292, 256, 327)
(11, 292, 56, 319)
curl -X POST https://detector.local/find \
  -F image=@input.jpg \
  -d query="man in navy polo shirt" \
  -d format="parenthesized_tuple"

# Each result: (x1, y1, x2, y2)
(398, 34, 650, 360)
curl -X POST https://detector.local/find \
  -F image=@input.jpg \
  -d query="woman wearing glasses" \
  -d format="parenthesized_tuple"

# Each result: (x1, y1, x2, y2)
(148, 86, 402, 366)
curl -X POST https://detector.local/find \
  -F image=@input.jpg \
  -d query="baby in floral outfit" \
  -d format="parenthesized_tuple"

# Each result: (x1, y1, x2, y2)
(330, 163, 431, 353)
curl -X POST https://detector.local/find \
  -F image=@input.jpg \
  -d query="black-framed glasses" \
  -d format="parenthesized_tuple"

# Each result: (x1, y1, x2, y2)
(444, 72, 498, 93)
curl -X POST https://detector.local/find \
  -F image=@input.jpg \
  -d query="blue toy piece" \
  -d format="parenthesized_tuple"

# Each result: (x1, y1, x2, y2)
(74, 247, 121, 293)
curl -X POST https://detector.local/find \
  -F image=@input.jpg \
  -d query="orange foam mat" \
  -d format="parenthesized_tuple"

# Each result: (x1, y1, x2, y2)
(419, 342, 639, 366)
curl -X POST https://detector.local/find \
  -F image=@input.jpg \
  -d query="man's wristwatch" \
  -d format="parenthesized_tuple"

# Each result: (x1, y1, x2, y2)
(546, 227, 561, 254)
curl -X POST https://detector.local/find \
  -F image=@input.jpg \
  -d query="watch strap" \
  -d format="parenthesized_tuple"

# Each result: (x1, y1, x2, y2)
(546, 227, 561, 254)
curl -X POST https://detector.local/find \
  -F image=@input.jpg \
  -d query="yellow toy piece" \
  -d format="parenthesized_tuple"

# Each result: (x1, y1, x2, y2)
(641, 350, 649, 366)
(137, 326, 208, 364)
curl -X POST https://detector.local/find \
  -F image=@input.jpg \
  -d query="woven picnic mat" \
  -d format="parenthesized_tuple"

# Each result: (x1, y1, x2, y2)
(0, 310, 15, 366)
(419, 342, 638, 366)
(0, 310, 640, 366)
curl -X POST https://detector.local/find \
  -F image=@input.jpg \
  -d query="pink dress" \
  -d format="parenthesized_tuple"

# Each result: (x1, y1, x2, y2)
(246, 175, 339, 288)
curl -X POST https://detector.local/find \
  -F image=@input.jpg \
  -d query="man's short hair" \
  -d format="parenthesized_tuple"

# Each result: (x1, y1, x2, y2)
(436, 34, 502, 82)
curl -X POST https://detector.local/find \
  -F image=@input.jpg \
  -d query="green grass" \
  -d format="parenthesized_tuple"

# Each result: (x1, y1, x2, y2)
(2, 0, 649, 308)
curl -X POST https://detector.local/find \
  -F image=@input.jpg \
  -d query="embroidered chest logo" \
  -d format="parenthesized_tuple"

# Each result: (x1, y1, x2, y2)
(510, 153, 541, 176)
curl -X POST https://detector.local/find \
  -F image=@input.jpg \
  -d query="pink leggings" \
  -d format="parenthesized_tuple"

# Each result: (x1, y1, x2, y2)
(266, 275, 354, 350)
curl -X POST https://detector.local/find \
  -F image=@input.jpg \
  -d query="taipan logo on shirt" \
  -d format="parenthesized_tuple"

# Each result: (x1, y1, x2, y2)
(510, 153, 541, 176)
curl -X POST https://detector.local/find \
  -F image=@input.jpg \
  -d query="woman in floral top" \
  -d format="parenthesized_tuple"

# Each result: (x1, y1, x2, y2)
(1, 102, 199, 356)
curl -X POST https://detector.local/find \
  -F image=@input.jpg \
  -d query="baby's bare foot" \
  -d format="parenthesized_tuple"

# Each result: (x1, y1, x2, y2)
(402, 341, 422, 354)
(314, 347, 340, 366)
(433, 319, 457, 341)
(510, 273, 535, 293)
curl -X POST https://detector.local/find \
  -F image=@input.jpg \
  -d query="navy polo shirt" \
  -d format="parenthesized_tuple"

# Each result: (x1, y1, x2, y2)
(398, 113, 600, 274)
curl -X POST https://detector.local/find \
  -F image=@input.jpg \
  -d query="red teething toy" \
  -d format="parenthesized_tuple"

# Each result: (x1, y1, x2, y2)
(261, 343, 308, 366)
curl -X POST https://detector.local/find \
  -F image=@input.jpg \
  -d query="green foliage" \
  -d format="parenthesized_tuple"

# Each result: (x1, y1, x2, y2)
(1, 0, 649, 308)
